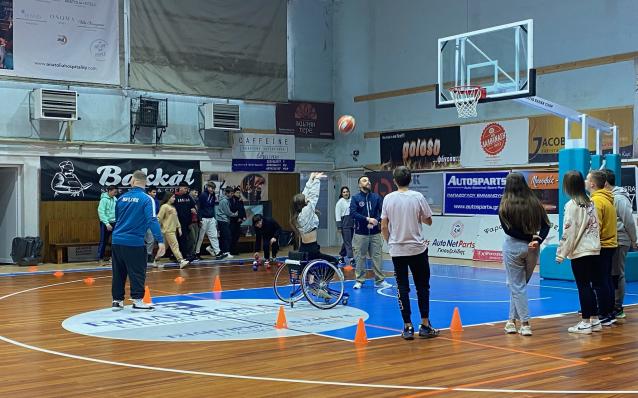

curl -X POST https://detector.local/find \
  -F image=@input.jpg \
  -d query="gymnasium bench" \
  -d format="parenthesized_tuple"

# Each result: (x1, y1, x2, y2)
(47, 219, 101, 264)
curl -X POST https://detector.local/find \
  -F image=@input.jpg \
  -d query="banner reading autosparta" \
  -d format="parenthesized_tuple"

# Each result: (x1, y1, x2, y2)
(380, 126, 460, 170)
(621, 166, 637, 212)
(40, 157, 201, 201)
(444, 171, 508, 215)
(276, 101, 334, 139)
(426, 216, 479, 260)
(0, 0, 119, 84)
(461, 119, 529, 167)
(519, 170, 559, 214)
(232, 133, 295, 172)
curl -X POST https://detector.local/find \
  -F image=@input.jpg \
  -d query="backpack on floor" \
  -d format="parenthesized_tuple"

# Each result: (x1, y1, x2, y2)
(11, 237, 43, 266)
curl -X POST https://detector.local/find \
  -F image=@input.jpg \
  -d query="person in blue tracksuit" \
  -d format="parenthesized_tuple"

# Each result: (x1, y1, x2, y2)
(350, 175, 390, 289)
(111, 170, 165, 311)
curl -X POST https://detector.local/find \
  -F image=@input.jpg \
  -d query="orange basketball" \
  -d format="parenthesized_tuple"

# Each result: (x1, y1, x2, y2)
(337, 115, 356, 134)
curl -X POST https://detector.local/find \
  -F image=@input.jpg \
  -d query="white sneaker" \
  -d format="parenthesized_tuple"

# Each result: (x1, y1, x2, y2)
(132, 299, 154, 311)
(519, 324, 532, 336)
(112, 300, 124, 312)
(590, 320, 602, 332)
(206, 246, 215, 256)
(568, 320, 592, 334)
(353, 281, 363, 289)
(504, 321, 517, 334)
(224, 253, 234, 259)
(375, 280, 392, 289)
(179, 259, 190, 269)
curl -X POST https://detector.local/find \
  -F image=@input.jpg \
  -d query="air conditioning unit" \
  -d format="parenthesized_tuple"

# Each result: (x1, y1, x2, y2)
(31, 89, 78, 121)
(203, 103, 240, 130)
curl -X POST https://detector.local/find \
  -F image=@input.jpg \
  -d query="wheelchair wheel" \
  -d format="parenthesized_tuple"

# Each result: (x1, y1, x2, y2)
(273, 262, 305, 305)
(301, 260, 344, 310)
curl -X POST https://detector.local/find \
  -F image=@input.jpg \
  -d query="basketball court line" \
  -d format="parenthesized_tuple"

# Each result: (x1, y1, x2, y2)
(1, 270, 637, 394)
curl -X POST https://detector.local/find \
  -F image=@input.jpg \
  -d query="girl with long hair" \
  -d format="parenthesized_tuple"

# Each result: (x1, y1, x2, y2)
(335, 186, 354, 264)
(290, 172, 337, 264)
(556, 171, 602, 334)
(157, 192, 189, 269)
(498, 172, 550, 336)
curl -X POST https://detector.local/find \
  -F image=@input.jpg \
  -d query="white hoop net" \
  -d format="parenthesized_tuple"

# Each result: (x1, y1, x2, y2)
(449, 86, 483, 118)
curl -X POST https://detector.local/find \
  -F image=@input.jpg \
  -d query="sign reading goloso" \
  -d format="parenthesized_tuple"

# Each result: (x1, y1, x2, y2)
(40, 157, 201, 201)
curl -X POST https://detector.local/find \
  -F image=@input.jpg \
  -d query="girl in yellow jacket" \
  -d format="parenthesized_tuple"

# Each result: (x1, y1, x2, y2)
(157, 192, 189, 269)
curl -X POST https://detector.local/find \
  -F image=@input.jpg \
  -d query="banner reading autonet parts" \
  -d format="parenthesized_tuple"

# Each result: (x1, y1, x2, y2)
(443, 171, 508, 215)
(380, 126, 461, 170)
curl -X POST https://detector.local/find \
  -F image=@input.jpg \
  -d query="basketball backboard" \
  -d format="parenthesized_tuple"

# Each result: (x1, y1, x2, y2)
(436, 19, 535, 108)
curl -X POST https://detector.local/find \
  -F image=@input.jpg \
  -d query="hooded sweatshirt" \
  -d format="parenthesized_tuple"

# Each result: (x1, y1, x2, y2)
(590, 188, 618, 248)
(97, 192, 117, 225)
(610, 186, 638, 247)
(556, 200, 601, 260)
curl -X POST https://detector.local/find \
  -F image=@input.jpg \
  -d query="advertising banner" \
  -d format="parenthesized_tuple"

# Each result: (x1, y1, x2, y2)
(461, 119, 529, 167)
(40, 157, 200, 201)
(443, 171, 508, 215)
(201, 172, 268, 203)
(621, 166, 637, 212)
(380, 127, 461, 170)
(231, 133, 295, 172)
(473, 214, 560, 262)
(425, 216, 479, 260)
(412, 172, 444, 215)
(0, 0, 120, 84)
(518, 170, 559, 214)
(276, 101, 334, 139)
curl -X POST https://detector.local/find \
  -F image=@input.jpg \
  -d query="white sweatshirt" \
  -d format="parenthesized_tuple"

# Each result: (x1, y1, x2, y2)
(335, 197, 351, 221)
(296, 178, 320, 234)
(556, 200, 601, 260)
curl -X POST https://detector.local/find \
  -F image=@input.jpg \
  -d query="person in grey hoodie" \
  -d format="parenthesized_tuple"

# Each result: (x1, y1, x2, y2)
(97, 185, 118, 263)
(603, 169, 637, 319)
(216, 186, 237, 258)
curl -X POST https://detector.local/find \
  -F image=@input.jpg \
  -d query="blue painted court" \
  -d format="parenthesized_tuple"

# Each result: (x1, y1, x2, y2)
(148, 262, 638, 341)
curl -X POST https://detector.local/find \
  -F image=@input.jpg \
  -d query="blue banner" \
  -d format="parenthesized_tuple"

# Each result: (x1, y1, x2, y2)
(232, 159, 295, 172)
(444, 171, 508, 215)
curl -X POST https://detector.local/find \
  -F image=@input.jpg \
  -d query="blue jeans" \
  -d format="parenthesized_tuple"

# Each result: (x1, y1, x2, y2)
(97, 222, 115, 260)
(502, 236, 537, 322)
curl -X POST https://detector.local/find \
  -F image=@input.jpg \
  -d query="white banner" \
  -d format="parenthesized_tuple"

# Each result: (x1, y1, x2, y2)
(473, 214, 560, 262)
(425, 216, 479, 260)
(412, 172, 444, 215)
(0, 0, 119, 84)
(460, 119, 529, 167)
(231, 133, 295, 172)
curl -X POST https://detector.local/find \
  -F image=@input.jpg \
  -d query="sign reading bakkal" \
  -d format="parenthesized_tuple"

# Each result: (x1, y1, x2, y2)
(40, 157, 201, 201)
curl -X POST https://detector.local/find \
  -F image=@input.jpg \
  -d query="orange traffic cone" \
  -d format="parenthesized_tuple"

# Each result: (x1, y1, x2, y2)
(143, 285, 152, 304)
(212, 275, 222, 293)
(174, 276, 185, 284)
(83, 277, 95, 285)
(450, 306, 463, 332)
(354, 318, 368, 344)
(53, 271, 64, 278)
(343, 264, 354, 272)
(275, 306, 288, 329)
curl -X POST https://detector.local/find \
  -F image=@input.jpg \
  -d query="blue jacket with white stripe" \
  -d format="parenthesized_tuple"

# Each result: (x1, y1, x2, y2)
(112, 187, 164, 246)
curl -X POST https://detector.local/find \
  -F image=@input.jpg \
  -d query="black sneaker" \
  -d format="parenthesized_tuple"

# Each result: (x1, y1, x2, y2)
(147, 254, 154, 263)
(601, 315, 617, 326)
(112, 300, 124, 312)
(418, 323, 440, 338)
(215, 252, 228, 260)
(401, 325, 414, 340)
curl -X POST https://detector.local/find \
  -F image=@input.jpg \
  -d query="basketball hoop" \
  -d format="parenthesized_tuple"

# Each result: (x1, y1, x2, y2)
(449, 86, 486, 118)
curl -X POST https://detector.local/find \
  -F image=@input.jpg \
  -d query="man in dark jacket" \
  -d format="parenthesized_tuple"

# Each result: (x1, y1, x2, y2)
(229, 186, 247, 255)
(253, 214, 282, 261)
(216, 186, 237, 258)
(349, 175, 389, 289)
(195, 181, 224, 259)
(174, 181, 197, 260)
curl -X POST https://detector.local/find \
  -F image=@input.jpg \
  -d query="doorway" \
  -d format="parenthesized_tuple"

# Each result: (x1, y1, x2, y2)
(0, 167, 22, 263)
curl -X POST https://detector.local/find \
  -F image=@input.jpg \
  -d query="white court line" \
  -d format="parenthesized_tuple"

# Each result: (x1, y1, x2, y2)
(375, 285, 552, 303)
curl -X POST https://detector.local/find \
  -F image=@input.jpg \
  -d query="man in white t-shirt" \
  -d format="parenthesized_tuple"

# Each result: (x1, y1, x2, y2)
(381, 166, 439, 340)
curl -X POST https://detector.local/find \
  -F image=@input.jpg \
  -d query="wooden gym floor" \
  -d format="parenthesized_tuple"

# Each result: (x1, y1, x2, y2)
(1, 251, 638, 397)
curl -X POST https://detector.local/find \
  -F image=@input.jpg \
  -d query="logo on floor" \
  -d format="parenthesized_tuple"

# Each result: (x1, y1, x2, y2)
(62, 299, 368, 342)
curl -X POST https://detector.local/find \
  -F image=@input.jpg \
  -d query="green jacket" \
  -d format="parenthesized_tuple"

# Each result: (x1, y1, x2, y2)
(97, 192, 117, 225)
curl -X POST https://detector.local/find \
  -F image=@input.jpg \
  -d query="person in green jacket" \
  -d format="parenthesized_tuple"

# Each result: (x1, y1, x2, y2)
(97, 185, 118, 264)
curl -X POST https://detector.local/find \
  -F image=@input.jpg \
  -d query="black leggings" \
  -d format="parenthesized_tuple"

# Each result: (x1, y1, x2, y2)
(392, 249, 431, 324)
(570, 255, 600, 319)
(299, 241, 338, 265)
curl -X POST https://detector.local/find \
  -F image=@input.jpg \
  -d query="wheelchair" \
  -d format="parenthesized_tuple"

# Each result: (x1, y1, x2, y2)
(273, 251, 349, 310)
